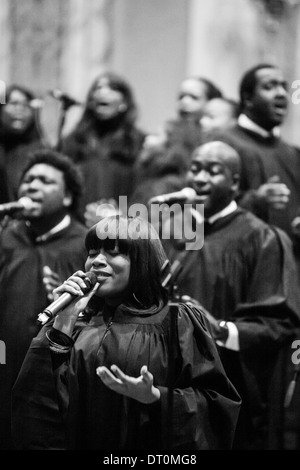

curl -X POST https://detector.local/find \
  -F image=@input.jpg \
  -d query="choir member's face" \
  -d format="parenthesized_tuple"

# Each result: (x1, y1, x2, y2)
(89, 77, 127, 121)
(245, 67, 289, 130)
(85, 245, 131, 302)
(200, 98, 237, 132)
(1, 89, 34, 134)
(188, 145, 238, 218)
(177, 78, 208, 121)
(18, 164, 72, 218)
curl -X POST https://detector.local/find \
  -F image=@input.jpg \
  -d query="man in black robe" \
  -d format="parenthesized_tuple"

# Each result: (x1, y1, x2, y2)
(162, 141, 300, 449)
(0, 149, 87, 449)
(202, 64, 300, 448)
(203, 64, 300, 262)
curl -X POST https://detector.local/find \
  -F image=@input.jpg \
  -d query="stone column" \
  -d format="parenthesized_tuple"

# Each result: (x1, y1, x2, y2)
(59, 0, 115, 138)
(112, 0, 189, 134)
(7, 0, 69, 144)
(185, 0, 300, 146)
(185, 0, 263, 100)
(4, 0, 114, 144)
(0, 0, 12, 102)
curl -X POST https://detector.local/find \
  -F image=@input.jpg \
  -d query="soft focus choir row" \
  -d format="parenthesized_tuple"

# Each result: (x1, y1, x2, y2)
(1, 64, 300, 451)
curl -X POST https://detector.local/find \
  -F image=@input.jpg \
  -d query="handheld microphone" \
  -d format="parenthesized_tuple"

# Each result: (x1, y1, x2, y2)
(148, 187, 197, 205)
(37, 271, 99, 325)
(48, 89, 82, 107)
(0, 197, 36, 217)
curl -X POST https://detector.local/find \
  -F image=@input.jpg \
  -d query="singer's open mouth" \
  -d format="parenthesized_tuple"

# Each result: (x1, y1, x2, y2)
(194, 191, 210, 201)
(92, 271, 111, 281)
(95, 101, 110, 109)
(24, 196, 42, 203)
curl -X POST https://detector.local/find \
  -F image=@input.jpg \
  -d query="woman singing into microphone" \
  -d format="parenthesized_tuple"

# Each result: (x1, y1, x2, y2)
(12, 215, 241, 450)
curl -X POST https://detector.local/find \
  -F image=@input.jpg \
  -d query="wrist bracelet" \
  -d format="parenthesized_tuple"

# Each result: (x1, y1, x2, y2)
(46, 329, 73, 354)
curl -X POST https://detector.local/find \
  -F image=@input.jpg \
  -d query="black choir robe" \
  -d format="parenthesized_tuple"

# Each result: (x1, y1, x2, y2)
(11, 302, 241, 450)
(163, 208, 300, 449)
(204, 125, 300, 248)
(0, 217, 87, 449)
(61, 124, 145, 215)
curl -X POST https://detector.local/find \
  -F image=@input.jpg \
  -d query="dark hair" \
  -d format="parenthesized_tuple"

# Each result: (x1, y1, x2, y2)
(20, 148, 83, 215)
(63, 72, 144, 164)
(200, 78, 223, 100)
(86, 72, 138, 125)
(6, 84, 36, 103)
(137, 140, 191, 179)
(239, 64, 277, 111)
(85, 215, 169, 310)
(0, 84, 44, 142)
(186, 77, 223, 101)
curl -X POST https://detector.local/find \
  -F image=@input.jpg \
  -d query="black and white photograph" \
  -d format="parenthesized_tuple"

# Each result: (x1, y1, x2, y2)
(1, 0, 300, 458)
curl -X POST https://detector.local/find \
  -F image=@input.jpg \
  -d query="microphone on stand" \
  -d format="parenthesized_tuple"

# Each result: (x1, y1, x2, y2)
(48, 89, 82, 108)
(37, 271, 99, 325)
(284, 363, 300, 409)
(0, 197, 36, 217)
(29, 98, 45, 109)
(148, 187, 197, 205)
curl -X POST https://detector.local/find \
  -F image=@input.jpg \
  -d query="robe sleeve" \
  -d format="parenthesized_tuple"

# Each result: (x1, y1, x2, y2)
(157, 303, 241, 450)
(11, 323, 65, 449)
(11, 321, 85, 450)
(12, 306, 241, 450)
(233, 226, 300, 352)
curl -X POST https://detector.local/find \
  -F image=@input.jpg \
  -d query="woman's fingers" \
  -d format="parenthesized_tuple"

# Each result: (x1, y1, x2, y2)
(96, 366, 123, 385)
(111, 364, 127, 380)
(140, 365, 153, 383)
(53, 271, 90, 297)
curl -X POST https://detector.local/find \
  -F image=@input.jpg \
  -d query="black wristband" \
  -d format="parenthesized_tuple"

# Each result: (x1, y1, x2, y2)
(47, 327, 74, 347)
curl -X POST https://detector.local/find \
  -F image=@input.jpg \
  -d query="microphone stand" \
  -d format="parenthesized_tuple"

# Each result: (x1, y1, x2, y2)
(156, 204, 203, 448)
(55, 98, 74, 151)
(284, 362, 300, 409)
(0, 214, 16, 234)
(161, 256, 184, 450)
(0, 215, 9, 235)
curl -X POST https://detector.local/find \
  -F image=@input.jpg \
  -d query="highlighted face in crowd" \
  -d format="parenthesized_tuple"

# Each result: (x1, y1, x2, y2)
(200, 98, 238, 132)
(83, 216, 169, 307)
(1, 89, 35, 135)
(242, 66, 289, 130)
(85, 241, 131, 302)
(176, 77, 222, 122)
(87, 73, 135, 122)
(18, 163, 72, 220)
(177, 78, 209, 121)
(188, 141, 240, 218)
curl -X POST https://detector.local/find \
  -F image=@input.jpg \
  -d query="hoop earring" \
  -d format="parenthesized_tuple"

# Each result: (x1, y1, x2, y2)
(133, 292, 144, 307)
(118, 103, 127, 112)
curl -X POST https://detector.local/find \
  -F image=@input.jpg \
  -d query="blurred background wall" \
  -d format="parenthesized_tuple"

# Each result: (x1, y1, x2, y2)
(0, 0, 300, 145)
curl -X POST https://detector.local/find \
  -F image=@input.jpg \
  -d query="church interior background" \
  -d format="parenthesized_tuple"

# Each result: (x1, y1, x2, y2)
(0, 0, 300, 146)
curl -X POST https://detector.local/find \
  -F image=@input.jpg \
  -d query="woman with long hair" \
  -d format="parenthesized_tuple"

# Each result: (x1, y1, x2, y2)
(0, 84, 47, 203)
(61, 73, 146, 222)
